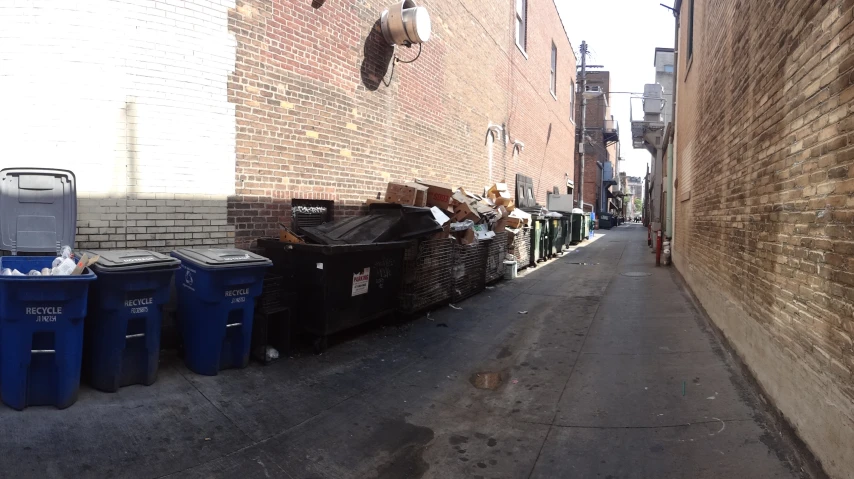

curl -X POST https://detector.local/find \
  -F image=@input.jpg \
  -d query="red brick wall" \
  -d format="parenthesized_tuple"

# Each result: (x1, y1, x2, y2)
(674, 0, 854, 475)
(574, 71, 613, 211)
(227, 0, 577, 247)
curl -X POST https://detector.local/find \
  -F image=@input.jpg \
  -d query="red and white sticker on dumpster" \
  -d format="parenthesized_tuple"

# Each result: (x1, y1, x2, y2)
(352, 267, 370, 296)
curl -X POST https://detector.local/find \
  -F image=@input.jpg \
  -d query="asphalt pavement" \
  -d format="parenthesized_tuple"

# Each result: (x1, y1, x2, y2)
(0, 224, 811, 479)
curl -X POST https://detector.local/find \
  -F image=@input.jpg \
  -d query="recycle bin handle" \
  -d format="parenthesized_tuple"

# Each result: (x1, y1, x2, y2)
(126, 333, 145, 339)
(226, 322, 242, 328)
(221, 273, 258, 287)
(31, 349, 55, 354)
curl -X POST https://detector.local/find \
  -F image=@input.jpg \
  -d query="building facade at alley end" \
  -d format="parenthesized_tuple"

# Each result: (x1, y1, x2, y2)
(667, 0, 854, 476)
(0, 0, 577, 250)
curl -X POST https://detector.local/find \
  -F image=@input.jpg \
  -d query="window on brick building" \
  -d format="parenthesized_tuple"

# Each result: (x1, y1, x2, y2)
(687, 0, 695, 60)
(515, 0, 527, 54)
(549, 42, 557, 98)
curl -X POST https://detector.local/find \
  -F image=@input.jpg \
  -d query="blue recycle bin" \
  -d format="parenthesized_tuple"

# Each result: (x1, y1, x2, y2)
(83, 250, 180, 392)
(0, 167, 95, 410)
(0, 257, 96, 410)
(171, 248, 271, 376)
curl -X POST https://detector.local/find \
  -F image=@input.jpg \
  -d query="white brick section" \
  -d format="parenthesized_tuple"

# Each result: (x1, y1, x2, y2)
(77, 198, 234, 251)
(0, 1, 236, 251)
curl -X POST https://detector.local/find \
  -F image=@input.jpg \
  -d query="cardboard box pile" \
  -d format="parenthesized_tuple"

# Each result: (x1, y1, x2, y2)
(366, 180, 528, 246)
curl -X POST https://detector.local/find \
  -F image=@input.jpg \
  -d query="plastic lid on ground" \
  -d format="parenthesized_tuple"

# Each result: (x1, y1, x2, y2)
(0, 168, 77, 255)
(81, 249, 180, 272)
(171, 248, 272, 269)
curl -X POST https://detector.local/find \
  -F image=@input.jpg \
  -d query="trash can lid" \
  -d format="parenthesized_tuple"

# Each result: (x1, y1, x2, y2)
(82, 249, 180, 272)
(571, 208, 584, 214)
(171, 248, 272, 269)
(0, 168, 77, 255)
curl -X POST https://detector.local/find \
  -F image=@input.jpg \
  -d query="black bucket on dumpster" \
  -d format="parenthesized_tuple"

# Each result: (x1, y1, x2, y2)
(257, 239, 409, 353)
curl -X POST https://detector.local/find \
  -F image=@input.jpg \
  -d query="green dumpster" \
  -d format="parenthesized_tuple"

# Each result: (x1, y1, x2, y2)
(531, 216, 548, 264)
(570, 208, 585, 244)
(585, 213, 592, 239)
(561, 216, 572, 250)
(547, 216, 562, 257)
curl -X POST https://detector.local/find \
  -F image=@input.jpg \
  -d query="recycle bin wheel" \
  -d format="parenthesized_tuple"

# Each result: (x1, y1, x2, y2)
(313, 335, 329, 355)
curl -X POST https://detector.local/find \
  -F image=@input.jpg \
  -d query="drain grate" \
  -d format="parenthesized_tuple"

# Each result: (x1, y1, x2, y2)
(621, 272, 652, 277)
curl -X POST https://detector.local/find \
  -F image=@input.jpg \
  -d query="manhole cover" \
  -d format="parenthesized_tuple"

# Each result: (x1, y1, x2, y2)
(621, 272, 652, 277)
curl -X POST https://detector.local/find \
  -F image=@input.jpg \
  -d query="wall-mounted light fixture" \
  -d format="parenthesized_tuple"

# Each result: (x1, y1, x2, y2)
(381, 0, 432, 46)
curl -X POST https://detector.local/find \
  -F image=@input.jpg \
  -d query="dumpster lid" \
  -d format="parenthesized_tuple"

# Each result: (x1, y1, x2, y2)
(0, 168, 77, 255)
(171, 248, 272, 268)
(82, 249, 180, 272)
(302, 214, 401, 245)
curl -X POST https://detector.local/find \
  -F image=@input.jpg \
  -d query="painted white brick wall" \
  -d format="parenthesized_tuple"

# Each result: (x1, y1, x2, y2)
(0, 0, 236, 251)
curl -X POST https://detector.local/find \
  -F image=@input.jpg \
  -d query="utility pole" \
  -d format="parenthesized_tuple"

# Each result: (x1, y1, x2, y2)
(578, 40, 587, 211)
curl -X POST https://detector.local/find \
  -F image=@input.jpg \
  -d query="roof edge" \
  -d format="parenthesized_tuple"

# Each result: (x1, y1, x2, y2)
(552, 0, 578, 63)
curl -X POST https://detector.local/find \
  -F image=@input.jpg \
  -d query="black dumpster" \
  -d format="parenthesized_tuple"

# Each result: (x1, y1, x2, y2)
(399, 237, 455, 314)
(484, 231, 508, 284)
(451, 241, 487, 302)
(257, 239, 408, 352)
(511, 227, 532, 270)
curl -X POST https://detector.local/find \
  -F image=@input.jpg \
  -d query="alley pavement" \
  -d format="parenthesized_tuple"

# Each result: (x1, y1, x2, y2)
(1, 224, 810, 478)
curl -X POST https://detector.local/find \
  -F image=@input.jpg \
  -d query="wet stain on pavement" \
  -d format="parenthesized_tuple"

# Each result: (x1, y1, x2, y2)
(470, 372, 503, 390)
(496, 346, 513, 359)
(371, 418, 435, 479)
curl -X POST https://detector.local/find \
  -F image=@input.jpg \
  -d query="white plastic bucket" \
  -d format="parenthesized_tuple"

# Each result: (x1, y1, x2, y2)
(503, 260, 517, 280)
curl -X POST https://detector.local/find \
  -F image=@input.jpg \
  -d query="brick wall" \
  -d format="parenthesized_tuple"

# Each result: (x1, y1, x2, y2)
(227, 0, 577, 247)
(674, 0, 854, 475)
(0, 1, 236, 252)
(574, 71, 615, 211)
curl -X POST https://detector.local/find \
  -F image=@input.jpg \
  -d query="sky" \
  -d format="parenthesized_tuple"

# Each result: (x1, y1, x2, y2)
(555, 0, 676, 178)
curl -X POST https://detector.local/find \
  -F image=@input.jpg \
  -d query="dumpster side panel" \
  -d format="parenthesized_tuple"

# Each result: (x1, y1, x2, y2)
(295, 249, 405, 336)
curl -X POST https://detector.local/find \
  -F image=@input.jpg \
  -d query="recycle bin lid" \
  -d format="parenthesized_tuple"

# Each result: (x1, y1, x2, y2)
(0, 168, 77, 255)
(171, 248, 272, 269)
(82, 249, 180, 272)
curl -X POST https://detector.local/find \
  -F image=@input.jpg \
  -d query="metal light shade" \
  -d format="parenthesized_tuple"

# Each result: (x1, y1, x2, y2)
(381, 0, 432, 46)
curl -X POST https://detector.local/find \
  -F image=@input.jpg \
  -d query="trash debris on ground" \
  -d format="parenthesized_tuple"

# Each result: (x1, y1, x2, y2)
(518, 311, 528, 315)
(449, 304, 462, 310)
